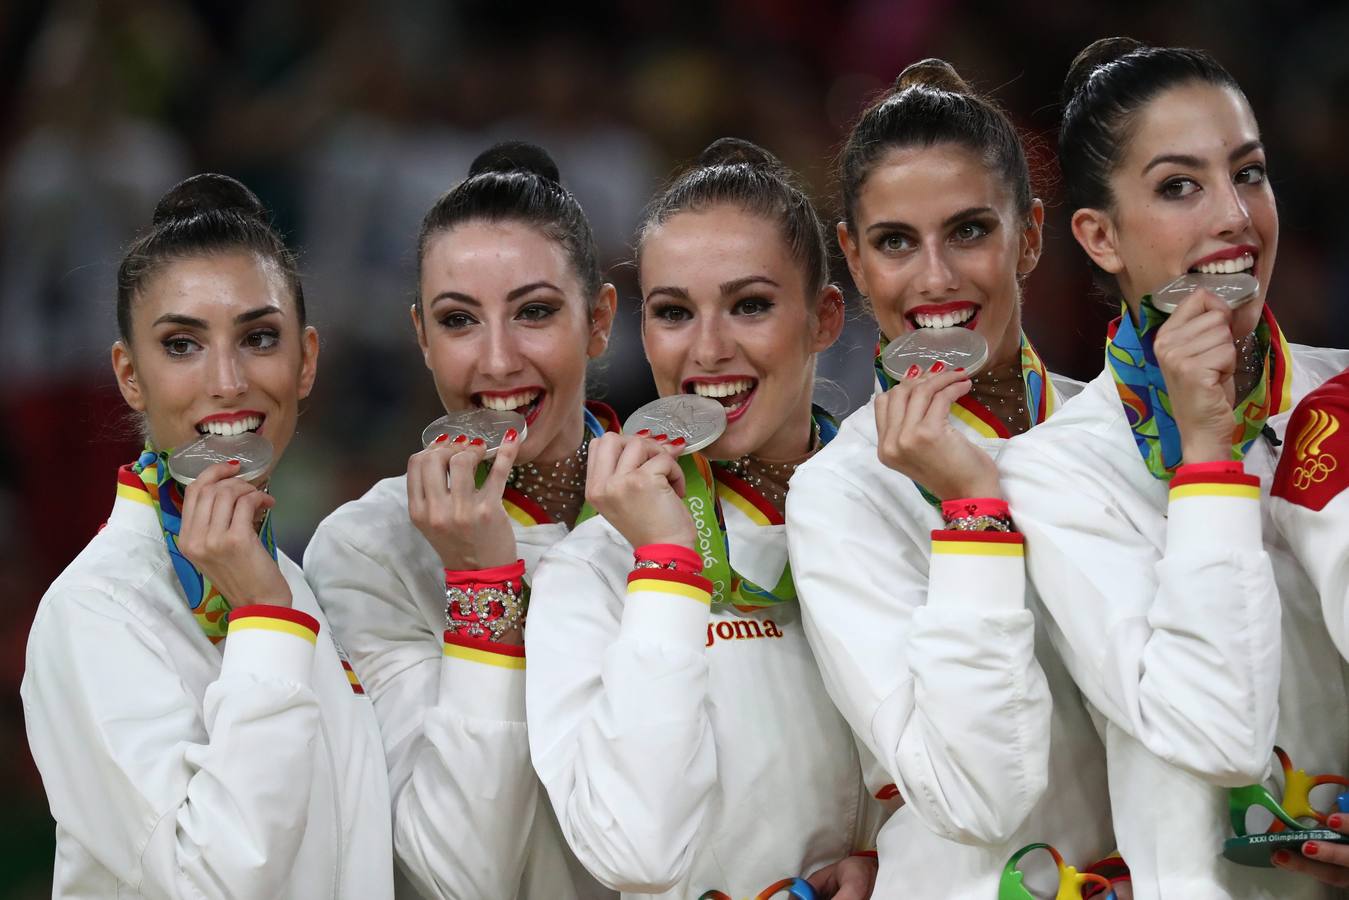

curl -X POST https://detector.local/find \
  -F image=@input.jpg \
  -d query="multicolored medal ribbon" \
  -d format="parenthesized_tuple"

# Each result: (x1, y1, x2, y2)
(999, 844, 1127, 899)
(1224, 745, 1349, 867)
(119, 449, 277, 643)
(1106, 298, 1292, 480)
(699, 876, 817, 899)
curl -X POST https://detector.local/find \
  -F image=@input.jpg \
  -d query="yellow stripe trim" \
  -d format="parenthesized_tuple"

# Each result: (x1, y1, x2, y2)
(345, 669, 360, 685)
(229, 617, 318, 645)
(950, 403, 999, 439)
(116, 483, 154, 506)
(627, 577, 712, 605)
(715, 482, 773, 526)
(443, 642, 527, 669)
(931, 540, 1024, 557)
(501, 499, 537, 528)
(1169, 483, 1260, 502)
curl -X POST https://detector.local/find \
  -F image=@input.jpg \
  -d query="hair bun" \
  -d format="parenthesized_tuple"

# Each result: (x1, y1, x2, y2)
(694, 137, 786, 175)
(893, 58, 970, 94)
(152, 173, 266, 226)
(468, 141, 561, 185)
(1064, 37, 1145, 103)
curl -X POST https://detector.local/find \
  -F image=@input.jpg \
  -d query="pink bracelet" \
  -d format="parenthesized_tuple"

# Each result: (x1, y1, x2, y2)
(940, 497, 1010, 520)
(633, 543, 703, 574)
(1175, 460, 1244, 478)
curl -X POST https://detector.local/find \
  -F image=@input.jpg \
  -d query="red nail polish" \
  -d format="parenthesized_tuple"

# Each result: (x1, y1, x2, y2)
(1329, 814, 1343, 830)
(930, 361, 945, 373)
(905, 365, 920, 379)
(1305, 841, 1321, 856)
(226, 459, 240, 466)
(469, 438, 485, 446)
(452, 434, 468, 444)
(433, 433, 450, 444)
(670, 436, 687, 447)
(504, 428, 518, 442)
(636, 429, 651, 436)
(653, 433, 668, 442)
(955, 367, 966, 373)
(1273, 850, 1291, 865)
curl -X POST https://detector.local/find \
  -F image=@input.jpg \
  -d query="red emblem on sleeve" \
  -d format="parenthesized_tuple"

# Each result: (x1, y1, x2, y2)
(1272, 373, 1349, 511)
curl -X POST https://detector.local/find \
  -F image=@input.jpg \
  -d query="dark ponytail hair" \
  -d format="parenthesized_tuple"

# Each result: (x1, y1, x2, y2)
(117, 174, 304, 341)
(1059, 37, 1241, 215)
(637, 137, 829, 297)
(416, 141, 601, 305)
(838, 59, 1033, 234)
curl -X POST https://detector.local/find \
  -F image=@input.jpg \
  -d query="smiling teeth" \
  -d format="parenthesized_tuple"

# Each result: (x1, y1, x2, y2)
(913, 306, 976, 329)
(1194, 253, 1255, 275)
(480, 390, 541, 411)
(198, 415, 261, 436)
(691, 379, 754, 398)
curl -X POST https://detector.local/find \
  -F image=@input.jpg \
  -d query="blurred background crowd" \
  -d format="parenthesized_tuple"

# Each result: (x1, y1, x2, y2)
(3, 0, 1347, 893)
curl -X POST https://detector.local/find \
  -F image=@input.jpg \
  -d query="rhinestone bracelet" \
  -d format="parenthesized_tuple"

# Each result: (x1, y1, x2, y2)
(445, 579, 525, 643)
(943, 513, 1013, 533)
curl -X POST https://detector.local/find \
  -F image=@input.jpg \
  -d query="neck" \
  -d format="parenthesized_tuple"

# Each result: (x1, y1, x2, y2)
(749, 387, 817, 462)
(529, 406, 587, 466)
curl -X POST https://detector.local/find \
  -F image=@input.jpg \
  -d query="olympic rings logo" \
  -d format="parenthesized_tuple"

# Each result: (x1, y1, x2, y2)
(1292, 453, 1338, 490)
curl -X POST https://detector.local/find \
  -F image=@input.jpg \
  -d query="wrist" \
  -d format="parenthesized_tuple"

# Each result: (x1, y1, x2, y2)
(444, 560, 528, 644)
(1180, 435, 1231, 465)
(634, 543, 704, 574)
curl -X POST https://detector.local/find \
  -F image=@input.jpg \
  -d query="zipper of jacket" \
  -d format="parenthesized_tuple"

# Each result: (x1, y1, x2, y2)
(317, 714, 343, 897)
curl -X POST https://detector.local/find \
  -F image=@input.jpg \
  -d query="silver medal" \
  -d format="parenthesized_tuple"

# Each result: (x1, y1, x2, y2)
(421, 408, 528, 459)
(1151, 272, 1258, 314)
(622, 395, 727, 455)
(880, 327, 990, 381)
(166, 432, 273, 485)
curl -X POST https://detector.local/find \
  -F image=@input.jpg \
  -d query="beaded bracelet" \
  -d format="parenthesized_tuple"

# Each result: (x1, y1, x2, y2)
(940, 497, 1013, 533)
(633, 543, 703, 575)
(444, 559, 527, 643)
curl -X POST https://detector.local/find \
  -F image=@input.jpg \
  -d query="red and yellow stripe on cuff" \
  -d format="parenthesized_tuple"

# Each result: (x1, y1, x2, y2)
(1168, 469, 1260, 502)
(626, 568, 713, 605)
(227, 605, 320, 644)
(340, 660, 366, 694)
(443, 631, 526, 670)
(931, 530, 1025, 556)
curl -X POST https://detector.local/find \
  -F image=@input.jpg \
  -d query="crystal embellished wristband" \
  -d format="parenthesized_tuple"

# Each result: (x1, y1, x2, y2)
(633, 543, 703, 575)
(444, 559, 527, 643)
(940, 497, 1013, 533)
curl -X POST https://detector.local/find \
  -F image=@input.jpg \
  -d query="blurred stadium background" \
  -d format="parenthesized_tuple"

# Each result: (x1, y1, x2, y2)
(3, 1, 1348, 894)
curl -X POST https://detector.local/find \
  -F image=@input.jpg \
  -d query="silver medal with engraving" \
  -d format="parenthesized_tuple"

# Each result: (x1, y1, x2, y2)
(623, 395, 727, 455)
(421, 408, 527, 459)
(166, 432, 273, 485)
(880, 327, 989, 381)
(1151, 272, 1258, 314)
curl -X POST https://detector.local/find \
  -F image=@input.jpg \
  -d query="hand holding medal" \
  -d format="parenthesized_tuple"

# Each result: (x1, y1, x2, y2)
(583, 396, 727, 551)
(875, 329, 1002, 501)
(408, 408, 525, 571)
(175, 459, 292, 608)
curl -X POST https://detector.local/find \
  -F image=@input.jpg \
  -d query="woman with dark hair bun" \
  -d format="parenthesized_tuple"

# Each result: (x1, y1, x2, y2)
(525, 138, 883, 899)
(21, 174, 394, 898)
(785, 59, 1114, 898)
(305, 142, 619, 899)
(999, 37, 1349, 899)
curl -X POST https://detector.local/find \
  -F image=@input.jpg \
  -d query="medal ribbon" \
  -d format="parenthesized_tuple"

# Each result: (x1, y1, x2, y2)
(1106, 298, 1292, 480)
(120, 449, 277, 643)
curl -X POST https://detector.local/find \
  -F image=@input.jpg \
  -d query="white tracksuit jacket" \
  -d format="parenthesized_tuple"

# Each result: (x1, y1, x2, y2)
(999, 345, 1349, 900)
(304, 475, 611, 900)
(1270, 369, 1349, 662)
(785, 375, 1114, 899)
(22, 477, 393, 900)
(524, 489, 880, 899)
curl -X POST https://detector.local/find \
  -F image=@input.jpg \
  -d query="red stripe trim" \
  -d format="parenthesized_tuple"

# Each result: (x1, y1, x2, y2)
(1264, 305, 1290, 416)
(442, 631, 526, 658)
(585, 399, 622, 434)
(626, 567, 714, 594)
(117, 464, 145, 490)
(341, 660, 354, 671)
(444, 558, 526, 587)
(954, 394, 1011, 438)
(930, 529, 1024, 544)
(1169, 470, 1259, 489)
(850, 850, 879, 859)
(502, 485, 552, 524)
(228, 604, 320, 635)
(712, 467, 784, 525)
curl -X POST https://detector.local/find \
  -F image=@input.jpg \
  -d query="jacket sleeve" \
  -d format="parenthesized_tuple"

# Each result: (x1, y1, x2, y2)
(1000, 447, 1281, 785)
(21, 592, 321, 900)
(303, 526, 536, 900)
(525, 544, 717, 893)
(784, 465, 1050, 845)
(1269, 384, 1349, 662)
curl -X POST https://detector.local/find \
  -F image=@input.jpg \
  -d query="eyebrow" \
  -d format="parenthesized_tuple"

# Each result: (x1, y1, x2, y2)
(644, 275, 781, 304)
(865, 206, 996, 234)
(1142, 140, 1265, 175)
(152, 305, 282, 329)
(428, 281, 563, 307)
